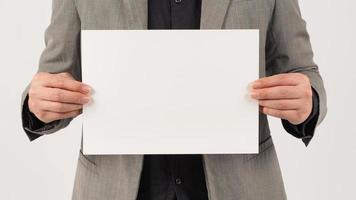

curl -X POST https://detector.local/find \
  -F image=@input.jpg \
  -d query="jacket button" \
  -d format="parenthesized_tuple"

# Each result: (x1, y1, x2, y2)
(175, 178, 182, 185)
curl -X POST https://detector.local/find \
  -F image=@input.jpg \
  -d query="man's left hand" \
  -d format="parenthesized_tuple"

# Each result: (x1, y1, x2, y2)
(250, 73, 313, 125)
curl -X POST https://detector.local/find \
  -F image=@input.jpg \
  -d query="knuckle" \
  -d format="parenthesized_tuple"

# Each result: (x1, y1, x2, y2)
(280, 88, 289, 97)
(279, 76, 288, 83)
(28, 87, 36, 97)
(54, 102, 64, 111)
(36, 111, 46, 120)
(60, 72, 73, 79)
(297, 108, 305, 117)
(54, 78, 65, 88)
(298, 73, 309, 82)
(296, 112, 304, 121)
(264, 107, 272, 114)
(74, 94, 83, 103)
(304, 89, 312, 98)
(51, 113, 62, 120)
(274, 110, 282, 117)
(264, 107, 270, 114)
(28, 98, 37, 110)
(73, 111, 81, 117)
(292, 72, 302, 78)
(301, 74, 309, 81)
(79, 93, 86, 101)
(34, 72, 52, 83)
(279, 102, 288, 110)
(67, 111, 80, 119)
(52, 90, 62, 101)
(33, 72, 46, 80)
(259, 100, 265, 106)
(259, 91, 266, 99)
(259, 80, 266, 86)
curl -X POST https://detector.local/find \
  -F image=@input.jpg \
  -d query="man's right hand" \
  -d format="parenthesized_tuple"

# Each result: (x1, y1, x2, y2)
(28, 72, 91, 123)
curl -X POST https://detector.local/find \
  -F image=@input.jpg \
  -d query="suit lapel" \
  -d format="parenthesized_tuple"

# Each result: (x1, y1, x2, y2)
(200, 0, 231, 29)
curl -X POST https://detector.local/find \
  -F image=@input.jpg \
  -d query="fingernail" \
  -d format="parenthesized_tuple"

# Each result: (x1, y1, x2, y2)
(82, 85, 92, 94)
(82, 96, 91, 104)
(247, 82, 254, 91)
(250, 91, 258, 99)
(251, 81, 260, 89)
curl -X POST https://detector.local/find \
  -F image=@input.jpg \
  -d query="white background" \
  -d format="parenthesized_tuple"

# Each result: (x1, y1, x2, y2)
(0, 1, 355, 199)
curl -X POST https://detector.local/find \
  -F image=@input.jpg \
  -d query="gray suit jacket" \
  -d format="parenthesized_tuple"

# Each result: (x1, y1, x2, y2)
(21, 0, 327, 199)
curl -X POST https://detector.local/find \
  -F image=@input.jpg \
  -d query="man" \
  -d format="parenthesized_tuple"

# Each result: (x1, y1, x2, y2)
(21, 0, 327, 199)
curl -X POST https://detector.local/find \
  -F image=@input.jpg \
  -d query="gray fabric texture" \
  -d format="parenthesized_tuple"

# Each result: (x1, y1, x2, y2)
(20, 0, 327, 199)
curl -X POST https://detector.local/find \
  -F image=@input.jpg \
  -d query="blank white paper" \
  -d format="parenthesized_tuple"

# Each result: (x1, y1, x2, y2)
(82, 30, 259, 155)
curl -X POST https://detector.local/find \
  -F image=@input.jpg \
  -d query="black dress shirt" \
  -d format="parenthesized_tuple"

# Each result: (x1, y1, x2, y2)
(22, 0, 320, 199)
(137, 1, 208, 200)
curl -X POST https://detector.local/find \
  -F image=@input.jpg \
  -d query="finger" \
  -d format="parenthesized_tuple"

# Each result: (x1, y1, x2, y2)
(57, 72, 74, 79)
(38, 110, 82, 123)
(252, 73, 299, 89)
(258, 99, 301, 110)
(43, 73, 91, 94)
(38, 100, 83, 113)
(251, 86, 301, 100)
(36, 87, 90, 104)
(260, 106, 297, 120)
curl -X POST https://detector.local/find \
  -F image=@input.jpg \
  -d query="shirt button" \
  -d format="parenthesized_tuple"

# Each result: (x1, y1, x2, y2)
(175, 178, 182, 185)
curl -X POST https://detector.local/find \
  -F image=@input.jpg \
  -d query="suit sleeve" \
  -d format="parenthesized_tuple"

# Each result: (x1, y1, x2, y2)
(265, 0, 327, 145)
(21, 0, 81, 141)
(281, 88, 319, 146)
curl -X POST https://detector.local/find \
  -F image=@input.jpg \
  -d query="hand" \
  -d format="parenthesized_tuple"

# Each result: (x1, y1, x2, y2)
(28, 72, 91, 123)
(250, 73, 313, 125)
